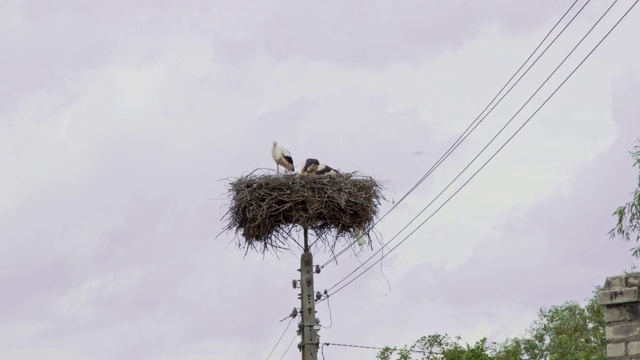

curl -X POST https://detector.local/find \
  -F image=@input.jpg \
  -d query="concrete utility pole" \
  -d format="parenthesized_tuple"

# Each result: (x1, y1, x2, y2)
(299, 227, 319, 360)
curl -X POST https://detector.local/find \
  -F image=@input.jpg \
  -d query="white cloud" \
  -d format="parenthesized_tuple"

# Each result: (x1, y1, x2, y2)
(55, 269, 146, 320)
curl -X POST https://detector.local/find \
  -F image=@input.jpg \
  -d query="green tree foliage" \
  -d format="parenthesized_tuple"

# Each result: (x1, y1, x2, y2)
(609, 142, 640, 258)
(375, 334, 494, 360)
(376, 288, 605, 360)
(495, 287, 606, 360)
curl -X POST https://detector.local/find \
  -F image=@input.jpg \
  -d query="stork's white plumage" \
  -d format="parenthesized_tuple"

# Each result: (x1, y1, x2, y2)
(315, 163, 339, 175)
(271, 141, 294, 174)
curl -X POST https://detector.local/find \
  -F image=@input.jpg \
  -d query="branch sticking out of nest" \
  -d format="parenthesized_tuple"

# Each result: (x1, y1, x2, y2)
(221, 169, 384, 254)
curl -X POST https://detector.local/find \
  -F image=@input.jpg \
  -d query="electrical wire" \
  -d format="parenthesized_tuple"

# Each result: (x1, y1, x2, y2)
(321, 342, 437, 354)
(266, 316, 295, 360)
(279, 334, 299, 360)
(323, 0, 638, 301)
(315, 0, 584, 270)
(321, 295, 333, 329)
(312, 0, 589, 294)
(324, 0, 617, 296)
(288, 0, 593, 322)
(292, 0, 587, 300)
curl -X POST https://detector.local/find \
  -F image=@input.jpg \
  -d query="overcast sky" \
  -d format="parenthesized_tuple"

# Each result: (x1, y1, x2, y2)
(2, 0, 640, 359)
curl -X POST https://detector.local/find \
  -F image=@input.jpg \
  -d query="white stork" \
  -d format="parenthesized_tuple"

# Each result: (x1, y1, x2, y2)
(301, 158, 338, 175)
(301, 158, 320, 175)
(315, 163, 339, 175)
(271, 141, 294, 174)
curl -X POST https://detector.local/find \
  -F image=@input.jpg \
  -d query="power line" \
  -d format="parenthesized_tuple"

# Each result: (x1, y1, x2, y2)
(316, 0, 584, 270)
(290, 0, 592, 323)
(266, 316, 295, 360)
(322, 342, 400, 352)
(323, 0, 614, 296)
(279, 334, 299, 360)
(323, 0, 636, 301)
(321, 342, 438, 354)
(321, 295, 333, 329)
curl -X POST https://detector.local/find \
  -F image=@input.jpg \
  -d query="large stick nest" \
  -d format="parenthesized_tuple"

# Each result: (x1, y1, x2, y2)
(221, 170, 384, 253)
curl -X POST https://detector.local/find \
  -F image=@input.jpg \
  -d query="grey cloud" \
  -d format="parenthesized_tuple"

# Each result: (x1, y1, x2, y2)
(1, 0, 563, 115)
(253, 0, 563, 67)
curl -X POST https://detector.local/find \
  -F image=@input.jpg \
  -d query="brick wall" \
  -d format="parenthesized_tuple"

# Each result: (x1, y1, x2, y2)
(599, 273, 640, 359)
